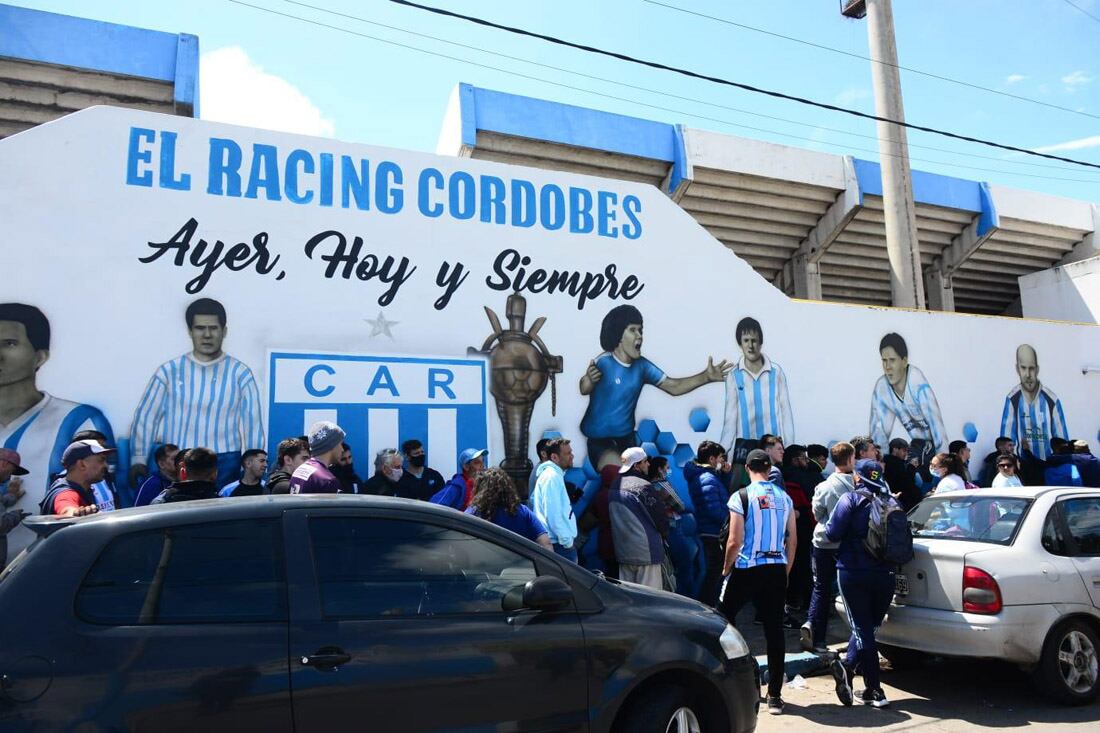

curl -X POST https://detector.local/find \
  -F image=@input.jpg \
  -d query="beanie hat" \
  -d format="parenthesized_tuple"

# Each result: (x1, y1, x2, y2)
(307, 421, 346, 457)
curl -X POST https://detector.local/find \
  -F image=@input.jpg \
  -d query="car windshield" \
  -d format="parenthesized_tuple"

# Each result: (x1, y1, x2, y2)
(909, 496, 1031, 545)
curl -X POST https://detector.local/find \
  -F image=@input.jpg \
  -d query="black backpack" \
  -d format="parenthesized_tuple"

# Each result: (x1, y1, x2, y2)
(717, 487, 750, 547)
(858, 489, 914, 565)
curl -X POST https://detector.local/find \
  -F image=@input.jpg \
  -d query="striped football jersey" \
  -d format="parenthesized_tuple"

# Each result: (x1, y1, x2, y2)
(1000, 384, 1068, 461)
(130, 352, 265, 464)
(1, 392, 113, 554)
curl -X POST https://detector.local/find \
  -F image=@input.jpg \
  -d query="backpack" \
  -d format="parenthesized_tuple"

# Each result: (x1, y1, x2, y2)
(717, 487, 750, 547)
(858, 489, 914, 565)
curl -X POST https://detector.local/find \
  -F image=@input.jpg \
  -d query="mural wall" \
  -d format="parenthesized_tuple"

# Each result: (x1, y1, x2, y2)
(2, 107, 1099, 554)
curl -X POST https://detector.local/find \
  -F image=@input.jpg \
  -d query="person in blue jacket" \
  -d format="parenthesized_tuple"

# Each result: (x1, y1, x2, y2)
(429, 448, 486, 510)
(684, 440, 731, 607)
(466, 467, 552, 549)
(825, 459, 897, 709)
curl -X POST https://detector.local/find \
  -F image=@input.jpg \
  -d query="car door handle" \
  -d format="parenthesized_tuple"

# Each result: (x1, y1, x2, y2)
(300, 648, 352, 669)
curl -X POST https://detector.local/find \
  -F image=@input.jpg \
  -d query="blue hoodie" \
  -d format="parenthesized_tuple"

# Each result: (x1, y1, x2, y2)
(824, 489, 896, 573)
(683, 461, 729, 537)
(429, 473, 469, 510)
(529, 461, 577, 548)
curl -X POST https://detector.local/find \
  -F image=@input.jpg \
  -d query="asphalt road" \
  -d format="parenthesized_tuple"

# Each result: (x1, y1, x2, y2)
(757, 656, 1099, 732)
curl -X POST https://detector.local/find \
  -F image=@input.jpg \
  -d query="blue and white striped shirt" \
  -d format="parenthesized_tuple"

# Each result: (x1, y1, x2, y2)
(1, 392, 113, 554)
(1000, 384, 1068, 461)
(869, 365, 945, 454)
(130, 353, 265, 464)
(719, 355, 795, 454)
(728, 480, 793, 570)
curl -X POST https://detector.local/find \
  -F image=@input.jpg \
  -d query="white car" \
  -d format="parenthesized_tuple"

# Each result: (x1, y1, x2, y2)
(874, 486, 1100, 705)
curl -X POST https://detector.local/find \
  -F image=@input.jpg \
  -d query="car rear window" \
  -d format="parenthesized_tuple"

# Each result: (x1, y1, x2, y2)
(76, 519, 286, 625)
(909, 496, 1031, 545)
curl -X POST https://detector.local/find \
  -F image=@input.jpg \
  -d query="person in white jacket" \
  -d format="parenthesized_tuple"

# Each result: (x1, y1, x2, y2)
(529, 438, 578, 562)
(801, 441, 857, 654)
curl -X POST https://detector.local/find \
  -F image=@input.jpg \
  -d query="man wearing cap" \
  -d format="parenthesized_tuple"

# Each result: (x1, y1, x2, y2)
(151, 447, 221, 503)
(0, 448, 30, 570)
(290, 421, 347, 494)
(528, 438, 578, 561)
(721, 448, 796, 716)
(824, 459, 899, 709)
(39, 440, 114, 517)
(430, 447, 488, 510)
(609, 446, 669, 589)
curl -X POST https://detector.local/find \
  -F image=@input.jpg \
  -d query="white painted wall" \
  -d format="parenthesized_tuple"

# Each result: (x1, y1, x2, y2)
(2, 107, 1099, 553)
(1020, 255, 1100, 324)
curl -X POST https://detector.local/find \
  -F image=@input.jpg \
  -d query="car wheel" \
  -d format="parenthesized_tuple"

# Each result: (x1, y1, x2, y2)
(878, 643, 928, 670)
(1035, 620, 1100, 706)
(615, 684, 712, 733)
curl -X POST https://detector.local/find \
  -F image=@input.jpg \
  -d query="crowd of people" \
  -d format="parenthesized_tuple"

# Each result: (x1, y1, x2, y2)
(3, 415, 1100, 716)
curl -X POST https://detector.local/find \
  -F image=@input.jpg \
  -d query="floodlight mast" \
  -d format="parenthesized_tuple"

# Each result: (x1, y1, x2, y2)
(842, 0, 927, 309)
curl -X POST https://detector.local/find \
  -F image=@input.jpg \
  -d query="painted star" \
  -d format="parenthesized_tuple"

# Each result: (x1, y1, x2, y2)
(366, 311, 399, 339)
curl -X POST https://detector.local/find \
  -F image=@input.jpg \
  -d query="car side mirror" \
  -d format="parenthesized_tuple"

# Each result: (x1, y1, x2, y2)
(502, 576, 573, 613)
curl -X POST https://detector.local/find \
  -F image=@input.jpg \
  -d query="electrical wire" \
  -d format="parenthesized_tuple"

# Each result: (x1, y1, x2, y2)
(387, 0, 1100, 171)
(645, 0, 1099, 121)
(1061, 0, 1100, 24)
(281, 0, 1097, 176)
(224, 0, 1100, 183)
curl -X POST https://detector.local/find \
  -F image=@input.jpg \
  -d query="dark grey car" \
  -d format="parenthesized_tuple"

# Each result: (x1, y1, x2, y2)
(0, 495, 758, 732)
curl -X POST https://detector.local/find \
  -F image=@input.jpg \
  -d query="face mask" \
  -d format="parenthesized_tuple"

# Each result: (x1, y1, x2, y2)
(931, 467, 945, 478)
(385, 467, 404, 482)
(409, 455, 426, 468)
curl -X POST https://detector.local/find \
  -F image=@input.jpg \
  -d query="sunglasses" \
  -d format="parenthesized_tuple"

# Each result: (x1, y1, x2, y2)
(998, 464, 1014, 469)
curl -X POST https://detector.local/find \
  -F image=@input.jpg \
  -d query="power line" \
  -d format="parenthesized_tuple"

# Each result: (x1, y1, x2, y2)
(1062, 0, 1100, 24)
(388, 0, 1100, 171)
(224, 1, 1100, 184)
(282, 0, 1095, 176)
(645, 0, 1099, 121)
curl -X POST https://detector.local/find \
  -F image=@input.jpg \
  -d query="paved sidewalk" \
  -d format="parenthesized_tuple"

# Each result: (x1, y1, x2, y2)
(757, 657, 1097, 731)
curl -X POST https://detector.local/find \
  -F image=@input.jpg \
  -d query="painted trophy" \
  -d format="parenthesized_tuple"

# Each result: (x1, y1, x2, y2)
(472, 292, 563, 495)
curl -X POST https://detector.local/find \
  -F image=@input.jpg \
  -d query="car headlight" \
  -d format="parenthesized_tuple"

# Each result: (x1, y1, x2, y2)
(720, 623, 750, 660)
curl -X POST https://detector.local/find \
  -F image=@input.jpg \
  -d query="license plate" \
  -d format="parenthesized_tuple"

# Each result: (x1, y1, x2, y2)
(895, 573, 909, 596)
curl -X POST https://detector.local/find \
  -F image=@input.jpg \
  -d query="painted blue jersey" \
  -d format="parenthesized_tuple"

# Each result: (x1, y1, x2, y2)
(719, 355, 795, 452)
(579, 353, 665, 438)
(0, 392, 113, 554)
(869, 365, 945, 453)
(130, 352, 265, 465)
(728, 480, 793, 570)
(1000, 384, 1068, 461)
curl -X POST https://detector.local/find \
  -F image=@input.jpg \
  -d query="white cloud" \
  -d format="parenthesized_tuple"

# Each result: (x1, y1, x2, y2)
(1062, 70, 1093, 91)
(1033, 134, 1100, 153)
(1004, 74, 1027, 85)
(199, 47, 335, 138)
(834, 87, 871, 106)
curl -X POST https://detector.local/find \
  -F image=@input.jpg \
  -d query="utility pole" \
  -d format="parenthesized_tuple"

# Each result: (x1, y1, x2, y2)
(841, 0, 926, 309)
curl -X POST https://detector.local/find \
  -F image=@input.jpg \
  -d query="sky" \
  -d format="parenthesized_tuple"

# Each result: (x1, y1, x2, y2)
(9, 0, 1100, 201)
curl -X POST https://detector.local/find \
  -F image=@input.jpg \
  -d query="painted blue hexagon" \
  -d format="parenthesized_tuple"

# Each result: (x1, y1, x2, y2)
(672, 442, 695, 468)
(640, 441, 659, 457)
(656, 431, 677, 455)
(688, 407, 711, 432)
(541, 429, 562, 440)
(637, 419, 660, 443)
(963, 422, 978, 443)
(564, 467, 587, 489)
(574, 477, 603, 517)
(582, 458, 599, 480)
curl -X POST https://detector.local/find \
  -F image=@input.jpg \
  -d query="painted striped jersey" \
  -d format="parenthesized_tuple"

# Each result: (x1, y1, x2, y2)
(130, 353, 265, 464)
(1, 392, 113, 554)
(719, 355, 795, 453)
(728, 480, 793, 569)
(1000, 384, 1068, 461)
(869, 365, 945, 454)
